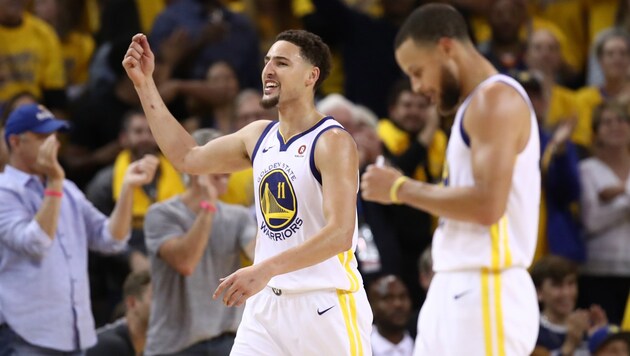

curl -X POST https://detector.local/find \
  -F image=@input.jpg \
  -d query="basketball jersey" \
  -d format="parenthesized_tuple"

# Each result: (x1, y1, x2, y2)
(251, 117, 363, 292)
(433, 74, 541, 272)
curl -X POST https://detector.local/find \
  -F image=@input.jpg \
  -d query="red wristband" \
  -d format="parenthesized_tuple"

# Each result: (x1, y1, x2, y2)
(44, 189, 63, 198)
(199, 200, 217, 213)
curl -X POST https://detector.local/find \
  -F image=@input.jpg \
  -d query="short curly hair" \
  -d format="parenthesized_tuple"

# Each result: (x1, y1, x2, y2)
(275, 30, 332, 91)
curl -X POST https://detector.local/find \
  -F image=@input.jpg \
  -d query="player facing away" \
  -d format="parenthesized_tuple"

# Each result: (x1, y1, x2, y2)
(361, 4, 541, 356)
(123, 30, 372, 355)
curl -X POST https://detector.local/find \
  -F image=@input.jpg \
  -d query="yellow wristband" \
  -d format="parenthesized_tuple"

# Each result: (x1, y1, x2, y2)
(389, 176, 409, 204)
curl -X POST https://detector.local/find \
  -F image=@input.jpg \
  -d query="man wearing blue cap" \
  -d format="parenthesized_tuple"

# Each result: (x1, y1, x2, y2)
(0, 104, 159, 355)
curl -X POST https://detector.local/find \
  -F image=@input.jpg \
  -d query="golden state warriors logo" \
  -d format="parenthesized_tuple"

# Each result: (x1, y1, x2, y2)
(259, 169, 302, 241)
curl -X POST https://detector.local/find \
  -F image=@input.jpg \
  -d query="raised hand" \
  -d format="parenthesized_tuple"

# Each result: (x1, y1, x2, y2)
(34, 135, 64, 181)
(124, 154, 159, 187)
(122, 33, 156, 87)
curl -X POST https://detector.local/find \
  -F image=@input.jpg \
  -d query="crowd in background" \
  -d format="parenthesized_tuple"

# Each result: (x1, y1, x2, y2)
(2, 0, 630, 355)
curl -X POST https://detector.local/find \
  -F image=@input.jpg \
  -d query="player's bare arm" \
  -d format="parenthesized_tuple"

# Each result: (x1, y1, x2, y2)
(362, 82, 530, 225)
(123, 33, 267, 175)
(213, 128, 359, 306)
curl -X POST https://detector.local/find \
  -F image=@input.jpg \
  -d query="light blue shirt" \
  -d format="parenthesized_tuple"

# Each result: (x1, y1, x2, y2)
(0, 165, 130, 351)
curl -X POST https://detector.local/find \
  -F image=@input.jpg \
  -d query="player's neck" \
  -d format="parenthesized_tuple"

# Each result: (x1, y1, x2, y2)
(376, 325, 407, 345)
(277, 98, 322, 139)
(458, 48, 499, 99)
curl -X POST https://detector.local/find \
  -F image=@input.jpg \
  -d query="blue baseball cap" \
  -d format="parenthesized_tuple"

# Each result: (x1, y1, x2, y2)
(589, 325, 630, 353)
(4, 104, 70, 144)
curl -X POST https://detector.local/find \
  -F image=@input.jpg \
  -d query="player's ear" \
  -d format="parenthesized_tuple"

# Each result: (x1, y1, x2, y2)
(437, 37, 454, 57)
(306, 66, 320, 87)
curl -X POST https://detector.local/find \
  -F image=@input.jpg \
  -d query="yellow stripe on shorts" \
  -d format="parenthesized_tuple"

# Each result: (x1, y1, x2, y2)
(338, 250, 360, 292)
(337, 290, 363, 355)
(481, 272, 507, 356)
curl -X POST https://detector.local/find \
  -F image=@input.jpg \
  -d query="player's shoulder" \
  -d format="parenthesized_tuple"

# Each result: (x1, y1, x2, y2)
(469, 80, 529, 119)
(239, 119, 276, 141)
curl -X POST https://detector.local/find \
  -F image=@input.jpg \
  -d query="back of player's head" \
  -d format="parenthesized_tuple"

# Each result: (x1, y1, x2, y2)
(275, 30, 331, 90)
(395, 3, 471, 49)
(530, 255, 577, 289)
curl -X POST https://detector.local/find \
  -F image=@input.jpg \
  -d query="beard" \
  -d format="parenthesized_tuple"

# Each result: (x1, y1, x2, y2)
(260, 95, 279, 109)
(439, 66, 462, 115)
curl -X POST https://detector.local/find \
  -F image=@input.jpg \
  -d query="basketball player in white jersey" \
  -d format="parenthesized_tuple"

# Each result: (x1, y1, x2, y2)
(123, 30, 372, 355)
(361, 4, 541, 356)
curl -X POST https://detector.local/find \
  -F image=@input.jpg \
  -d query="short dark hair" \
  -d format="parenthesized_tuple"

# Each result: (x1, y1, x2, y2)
(120, 109, 146, 133)
(387, 79, 413, 109)
(275, 30, 332, 91)
(530, 255, 577, 289)
(123, 270, 151, 299)
(395, 3, 471, 49)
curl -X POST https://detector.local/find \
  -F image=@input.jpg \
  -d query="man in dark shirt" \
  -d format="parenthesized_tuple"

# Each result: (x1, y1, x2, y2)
(87, 270, 152, 356)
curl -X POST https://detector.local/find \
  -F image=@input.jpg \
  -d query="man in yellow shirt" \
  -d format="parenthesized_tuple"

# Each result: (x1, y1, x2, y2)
(0, 0, 66, 111)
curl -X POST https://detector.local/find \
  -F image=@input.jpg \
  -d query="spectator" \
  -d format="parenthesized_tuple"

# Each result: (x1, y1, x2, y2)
(368, 274, 414, 356)
(180, 61, 241, 134)
(576, 29, 630, 147)
(0, 91, 39, 172)
(0, 0, 67, 111)
(86, 110, 185, 253)
(375, 79, 445, 308)
(516, 71, 584, 264)
(524, 30, 580, 144)
(530, 255, 606, 356)
(477, 0, 528, 74)
(0, 104, 157, 354)
(87, 270, 152, 356)
(63, 38, 144, 188)
(143, 129, 256, 355)
(303, 0, 414, 117)
(150, 0, 261, 89)
(234, 88, 276, 131)
(587, 0, 630, 87)
(85, 110, 184, 325)
(589, 325, 630, 356)
(579, 101, 630, 325)
(33, 0, 95, 100)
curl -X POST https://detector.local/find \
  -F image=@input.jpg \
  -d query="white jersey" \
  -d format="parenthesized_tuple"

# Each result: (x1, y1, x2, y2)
(251, 117, 362, 292)
(433, 74, 541, 272)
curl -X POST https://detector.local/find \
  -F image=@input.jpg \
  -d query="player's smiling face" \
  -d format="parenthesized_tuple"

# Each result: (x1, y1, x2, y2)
(396, 38, 461, 115)
(261, 40, 315, 109)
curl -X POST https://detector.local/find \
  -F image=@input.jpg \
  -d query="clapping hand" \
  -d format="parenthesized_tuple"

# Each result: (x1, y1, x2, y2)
(34, 134, 64, 181)
(124, 154, 159, 187)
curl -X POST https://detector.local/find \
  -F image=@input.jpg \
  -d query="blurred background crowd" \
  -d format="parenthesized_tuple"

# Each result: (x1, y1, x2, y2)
(2, 0, 630, 355)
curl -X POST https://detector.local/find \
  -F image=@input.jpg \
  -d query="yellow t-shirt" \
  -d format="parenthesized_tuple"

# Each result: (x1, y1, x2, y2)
(546, 85, 587, 146)
(113, 151, 185, 227)
(575, 86, 604, 147)
(62, 31, 95, 85)
(0, 13, 65, 103)
(220, 168, 254, 207)
(377, 119, 447, 182)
